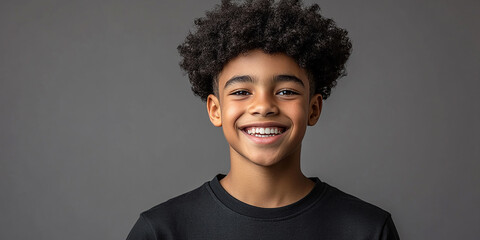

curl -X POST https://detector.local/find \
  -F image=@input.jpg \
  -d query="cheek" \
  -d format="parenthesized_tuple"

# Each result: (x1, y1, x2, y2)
(282, 101, 309, 142)
(283, 101, 309, 123)
(221, 101, 244, 127)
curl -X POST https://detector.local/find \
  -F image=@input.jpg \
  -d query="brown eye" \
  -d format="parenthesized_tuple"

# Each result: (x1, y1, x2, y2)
(277, 90, 298, 96)
(231, 90, 251, 96)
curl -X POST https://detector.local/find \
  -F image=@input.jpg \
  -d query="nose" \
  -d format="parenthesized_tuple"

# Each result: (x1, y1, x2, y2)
(248, 92, 279, 117)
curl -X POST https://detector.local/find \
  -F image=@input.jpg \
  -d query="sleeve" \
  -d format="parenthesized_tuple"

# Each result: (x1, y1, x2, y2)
(126, 214, 156, 240)
(379, 214, 400, 240)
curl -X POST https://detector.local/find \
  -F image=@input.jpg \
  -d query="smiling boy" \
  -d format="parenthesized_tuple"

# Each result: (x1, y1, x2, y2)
(207, 50, 322, 208)
(127, 0, 399, 239)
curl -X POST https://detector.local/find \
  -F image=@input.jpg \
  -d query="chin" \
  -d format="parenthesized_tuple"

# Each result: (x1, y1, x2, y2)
(248, 155, 284, 168)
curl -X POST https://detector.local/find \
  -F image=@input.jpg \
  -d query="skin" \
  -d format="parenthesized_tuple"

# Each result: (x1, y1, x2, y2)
(207, 49, 323, 208)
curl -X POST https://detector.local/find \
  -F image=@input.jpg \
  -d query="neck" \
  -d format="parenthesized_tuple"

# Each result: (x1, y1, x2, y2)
(220, 146, 315, 208)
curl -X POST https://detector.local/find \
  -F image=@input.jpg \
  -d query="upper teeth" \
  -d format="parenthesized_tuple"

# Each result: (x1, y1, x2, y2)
(245, 127, 283, 135)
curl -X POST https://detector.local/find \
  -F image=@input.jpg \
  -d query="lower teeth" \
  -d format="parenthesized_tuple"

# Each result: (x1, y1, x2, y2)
(253, 134, 277, 137)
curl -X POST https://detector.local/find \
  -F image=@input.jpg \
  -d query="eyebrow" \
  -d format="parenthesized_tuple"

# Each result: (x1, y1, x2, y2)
(223, 74, 305, 89)
(223, 75, 254, 89)
(273, 75, 305, 87)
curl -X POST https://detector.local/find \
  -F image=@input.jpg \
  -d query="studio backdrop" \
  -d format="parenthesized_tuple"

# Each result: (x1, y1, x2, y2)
(1, 0, 479, 239)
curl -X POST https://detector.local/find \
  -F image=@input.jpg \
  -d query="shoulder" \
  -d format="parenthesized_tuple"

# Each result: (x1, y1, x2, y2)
(126, 182, 212, 240)
(322, 183, 391, 219)
(314, 183, 396, 238)
(141, 181, 210, 222)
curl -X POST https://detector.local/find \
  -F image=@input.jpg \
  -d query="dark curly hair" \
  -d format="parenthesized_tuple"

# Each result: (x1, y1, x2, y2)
(178, 0, 352, 101)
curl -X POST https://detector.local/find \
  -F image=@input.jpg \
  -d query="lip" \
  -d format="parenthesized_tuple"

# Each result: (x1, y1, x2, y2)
(238, 122, 289, 145)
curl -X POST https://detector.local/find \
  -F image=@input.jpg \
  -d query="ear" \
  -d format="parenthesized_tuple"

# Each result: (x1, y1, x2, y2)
(308, 94, 323, 126)
(207, 94, 222, 127)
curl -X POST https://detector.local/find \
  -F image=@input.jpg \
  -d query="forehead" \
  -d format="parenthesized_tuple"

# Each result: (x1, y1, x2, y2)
(217, 50, 309, 88)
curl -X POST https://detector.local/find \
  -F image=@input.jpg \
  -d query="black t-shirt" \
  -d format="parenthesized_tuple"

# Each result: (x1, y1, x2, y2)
(127, 174, 399, 240)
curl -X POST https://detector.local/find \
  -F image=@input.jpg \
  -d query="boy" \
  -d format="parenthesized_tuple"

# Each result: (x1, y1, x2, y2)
(127, 0, 399, 239)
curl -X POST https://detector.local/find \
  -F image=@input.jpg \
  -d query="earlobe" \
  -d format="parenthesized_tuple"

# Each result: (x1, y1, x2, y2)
(308, 94, 323, 126)
(206, 94, 222, 127)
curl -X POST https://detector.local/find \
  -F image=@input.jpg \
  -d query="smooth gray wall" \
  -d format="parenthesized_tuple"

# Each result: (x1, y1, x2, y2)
(1, 0, 478, 239)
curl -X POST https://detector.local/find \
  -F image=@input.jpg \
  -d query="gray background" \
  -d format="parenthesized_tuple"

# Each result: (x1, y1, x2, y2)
(1, 0, 479, 239)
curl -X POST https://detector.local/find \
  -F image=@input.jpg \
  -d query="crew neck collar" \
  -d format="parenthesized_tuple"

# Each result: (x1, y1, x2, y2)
(208, 173, 326, 220)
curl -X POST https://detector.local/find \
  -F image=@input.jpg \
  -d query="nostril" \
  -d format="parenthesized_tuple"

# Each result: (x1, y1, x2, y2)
(265, 111, 276, 116)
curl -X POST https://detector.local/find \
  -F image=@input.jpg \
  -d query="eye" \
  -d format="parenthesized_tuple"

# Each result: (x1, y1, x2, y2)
(230, 90, 251, 96)
(277, 89, 298, 96)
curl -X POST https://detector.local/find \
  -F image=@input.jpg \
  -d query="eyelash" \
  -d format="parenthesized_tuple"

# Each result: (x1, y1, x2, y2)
(229, 89, 299, 96)
(277, 89, 299, 96)
(230, 90, 251, 96)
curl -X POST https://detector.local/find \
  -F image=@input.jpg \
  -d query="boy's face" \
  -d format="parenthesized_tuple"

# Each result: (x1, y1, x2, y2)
(207, 49, 322, 167)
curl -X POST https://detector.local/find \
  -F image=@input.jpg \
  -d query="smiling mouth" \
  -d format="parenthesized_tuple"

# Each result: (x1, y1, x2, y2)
(242, 127, 286, 138)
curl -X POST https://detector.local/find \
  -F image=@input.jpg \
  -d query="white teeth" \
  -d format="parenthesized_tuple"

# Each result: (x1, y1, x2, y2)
(253, 134, 277, 137)
(245, 127, 284, 137)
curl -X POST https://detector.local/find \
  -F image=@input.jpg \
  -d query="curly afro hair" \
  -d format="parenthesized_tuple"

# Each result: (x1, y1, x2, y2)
(178, 0, 352, 101)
